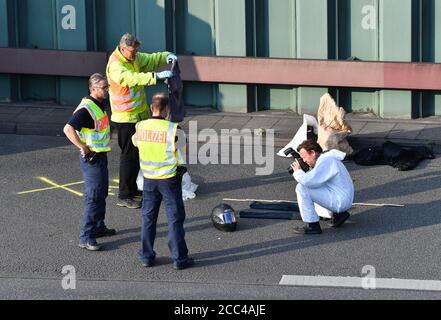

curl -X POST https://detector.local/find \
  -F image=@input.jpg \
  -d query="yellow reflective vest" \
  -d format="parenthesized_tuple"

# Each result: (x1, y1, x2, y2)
(106, 46, 170, 123)
(132, 119, 184, 179)
(74, 98, 111, 153)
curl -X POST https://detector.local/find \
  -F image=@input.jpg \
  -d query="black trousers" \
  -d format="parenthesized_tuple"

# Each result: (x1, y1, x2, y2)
(114, 122, 139, 200)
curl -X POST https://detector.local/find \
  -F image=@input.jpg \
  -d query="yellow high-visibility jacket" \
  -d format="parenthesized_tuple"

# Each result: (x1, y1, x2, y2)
(132, 118, 185, 179)
(106, 46, 170, 123)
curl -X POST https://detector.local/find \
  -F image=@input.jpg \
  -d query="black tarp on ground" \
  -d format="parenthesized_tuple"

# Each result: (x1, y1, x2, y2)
(353, 141, 435, 171)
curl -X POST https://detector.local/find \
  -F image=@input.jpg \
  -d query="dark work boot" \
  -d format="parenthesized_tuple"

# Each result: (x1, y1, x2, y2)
(328, 211, 350, 228)
(294, 222, 322, 235)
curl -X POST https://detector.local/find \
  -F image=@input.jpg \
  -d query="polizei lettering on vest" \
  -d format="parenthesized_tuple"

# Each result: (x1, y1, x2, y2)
(138, 130, 168, 143)
(174, 304, 208, 318)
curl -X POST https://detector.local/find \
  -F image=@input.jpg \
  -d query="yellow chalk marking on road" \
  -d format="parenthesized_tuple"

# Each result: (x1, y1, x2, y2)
(18, 180, 85, 195)
(112, 179, 119, 184)
(18, 177, 119, 197)
(37, 177, 84, 197)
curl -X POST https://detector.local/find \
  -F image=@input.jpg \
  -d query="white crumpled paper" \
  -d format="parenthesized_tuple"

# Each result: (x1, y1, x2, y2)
(277, 114, 318, 157)
(136, 170, 198, 201)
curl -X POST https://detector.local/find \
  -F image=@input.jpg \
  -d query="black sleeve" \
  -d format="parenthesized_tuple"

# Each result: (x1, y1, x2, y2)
(67, 108, 95, 131)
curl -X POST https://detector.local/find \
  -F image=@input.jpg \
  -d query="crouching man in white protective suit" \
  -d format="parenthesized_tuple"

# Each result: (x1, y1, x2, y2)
(290, 140, 354, 235)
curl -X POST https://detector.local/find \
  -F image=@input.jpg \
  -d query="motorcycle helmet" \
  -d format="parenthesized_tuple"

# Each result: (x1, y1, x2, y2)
(211, 203, 237, 232)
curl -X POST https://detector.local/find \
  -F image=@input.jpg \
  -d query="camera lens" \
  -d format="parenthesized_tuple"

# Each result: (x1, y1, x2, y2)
(284, 147, 295, 156)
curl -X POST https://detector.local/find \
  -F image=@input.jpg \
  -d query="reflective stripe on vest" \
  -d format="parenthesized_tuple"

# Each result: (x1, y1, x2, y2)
(136, 120, 178, 179)
(107, 47, 148, 123)
(74, 98, 111, 153)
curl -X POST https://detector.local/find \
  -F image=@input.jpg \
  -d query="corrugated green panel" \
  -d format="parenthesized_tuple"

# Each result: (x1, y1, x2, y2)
(297, 87, 329, 115)
(215, 0, 246, 57)
(217, 84, 248, 113)
(183, 83, 215, 107)
(134, 0, 168, 104)
(340, 89, 379, 114)
(295, 1, 328, 115)
(422, 1, 441, 116)
(0, 75, 11, 102)
(256, 0, 296, 111)
(96, 0, 133, 52)
(58, 77, 88, 105)
(296, 0, 328, 59)
(379, 0, 412, 118)
(135, 0, 166, 52)
(431, 0, 441, 116)
(215, 0, 248, 112)
(55, 0, 88, 105)
(176, 0, 215, 55)
(0, 0, 7, 47)
(17, 0, 55, 49)
(20, 75, 56, 101)
(176, 0, 216, 108)
(380, 90, 412, 119)
(260, 0, 296, 58)
(55, 0, 87, 50)
(258, 85, 297, 111)
(379, 0, 412, 62)
(0, 0, 11, 102)
(17, 0, 56, 102)
(338, 2, 380, 115)
(338, 0, 378, 61)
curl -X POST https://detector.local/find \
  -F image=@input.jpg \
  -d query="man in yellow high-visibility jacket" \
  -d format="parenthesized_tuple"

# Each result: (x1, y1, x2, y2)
(132, 92, 193, 270)
(64, 73, 115, 251)
(107, 33, 177, 209)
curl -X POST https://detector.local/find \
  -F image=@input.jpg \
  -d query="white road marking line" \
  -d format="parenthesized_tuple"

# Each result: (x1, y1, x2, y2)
(279, 275, 441, 291)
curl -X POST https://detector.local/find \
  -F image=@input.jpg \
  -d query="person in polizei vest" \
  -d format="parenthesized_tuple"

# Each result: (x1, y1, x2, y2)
(107, 33, 177, 210)
(63, 73, 116, 251)
(290, 140, 354, 235)
(132, 92, 194, 270)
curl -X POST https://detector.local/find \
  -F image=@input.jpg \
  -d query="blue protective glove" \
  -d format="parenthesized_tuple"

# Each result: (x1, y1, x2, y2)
(156, 70, 174, 80)
(166, 53, 178, 64)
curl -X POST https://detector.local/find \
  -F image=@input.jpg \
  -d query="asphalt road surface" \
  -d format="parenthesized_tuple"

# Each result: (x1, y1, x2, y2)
(1, 134, 441, 301)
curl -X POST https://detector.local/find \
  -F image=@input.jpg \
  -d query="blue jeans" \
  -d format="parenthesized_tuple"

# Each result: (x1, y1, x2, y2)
(139, 176, 188, 266)
(79, 153, 108, 244)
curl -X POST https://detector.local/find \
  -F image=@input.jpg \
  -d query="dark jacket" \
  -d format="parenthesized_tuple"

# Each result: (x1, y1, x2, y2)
(165, 60, 185, 123)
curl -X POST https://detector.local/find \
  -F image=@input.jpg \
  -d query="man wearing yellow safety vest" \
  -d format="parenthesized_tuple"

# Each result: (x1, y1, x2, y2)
(107, 33, 177, 209)
(132, 93, 193, 270)
(63, 73, 116, 251)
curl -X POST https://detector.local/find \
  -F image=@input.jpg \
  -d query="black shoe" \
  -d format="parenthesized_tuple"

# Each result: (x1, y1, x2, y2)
(173, 258, 195, 270)
(328, 211, 350, 228)
(117, 198, 141, 209)
(294, 222, 322, 235)
(133, 191, 143, 201)
(96, 227, 116, 238)
(141, 260, 155, 268)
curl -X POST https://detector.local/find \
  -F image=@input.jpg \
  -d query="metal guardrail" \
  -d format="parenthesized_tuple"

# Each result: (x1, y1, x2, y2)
(1, 48, 440, 91)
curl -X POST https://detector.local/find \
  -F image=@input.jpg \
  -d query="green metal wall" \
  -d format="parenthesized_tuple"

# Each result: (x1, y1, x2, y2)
(0, 0, 440, 118)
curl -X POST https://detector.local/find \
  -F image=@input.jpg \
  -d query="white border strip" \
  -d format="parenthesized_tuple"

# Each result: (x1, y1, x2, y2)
(280, 275, 441, 292)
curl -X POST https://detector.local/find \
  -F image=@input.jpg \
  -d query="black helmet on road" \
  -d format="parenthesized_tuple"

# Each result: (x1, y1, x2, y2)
(211, 203, 237, 232)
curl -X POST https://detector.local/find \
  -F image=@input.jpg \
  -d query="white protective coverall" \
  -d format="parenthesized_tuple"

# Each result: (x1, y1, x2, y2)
(293, 150, 354, 223)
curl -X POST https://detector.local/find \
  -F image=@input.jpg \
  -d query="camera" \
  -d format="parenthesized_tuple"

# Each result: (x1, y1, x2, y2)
(284, 147, 310, 174)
